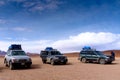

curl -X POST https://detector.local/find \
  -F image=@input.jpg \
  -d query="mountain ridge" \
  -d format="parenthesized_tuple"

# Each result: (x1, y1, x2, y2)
(1, 50, 120, 57)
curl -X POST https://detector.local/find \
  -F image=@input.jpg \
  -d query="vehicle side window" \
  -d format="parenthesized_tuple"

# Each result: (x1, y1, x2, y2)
(90, 51, 96, 55)
(41, 51, 48, 55)
(7, 51, 11, 56)
(80, 51, 87, 54)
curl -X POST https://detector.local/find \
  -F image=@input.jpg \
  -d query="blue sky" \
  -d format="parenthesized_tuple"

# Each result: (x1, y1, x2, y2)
(0, 0, 120, 53)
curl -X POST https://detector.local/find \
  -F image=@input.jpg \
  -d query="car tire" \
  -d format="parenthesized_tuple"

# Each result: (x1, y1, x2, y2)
(9, 61, 14, 70)
(107, 61, 112, 64)
(81, 58, 87, 63)
(26, 65, 31, 68)
(99, 59, 105, 64)
(51, 59, 55, 65)
(42, 60, 46, 64)
(63, 62, 67, 65)
(4, 59, 8, 67)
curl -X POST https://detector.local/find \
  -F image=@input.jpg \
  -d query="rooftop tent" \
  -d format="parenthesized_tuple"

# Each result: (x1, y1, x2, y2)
(45, 47, 53, 51)
(8, 44, 22, 50)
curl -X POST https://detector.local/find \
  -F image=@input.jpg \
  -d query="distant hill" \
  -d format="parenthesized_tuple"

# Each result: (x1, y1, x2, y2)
(64, 52, 79, 57)
(0, 50, 39, 57)
(0, 50, 6, 56)
(1, 50, 120, 57)
(103, 50, 120, 57)
(64, 50, 120, 57)
(26, 52, 39, 57)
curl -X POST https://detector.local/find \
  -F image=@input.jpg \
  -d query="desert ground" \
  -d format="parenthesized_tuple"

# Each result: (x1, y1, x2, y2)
(0, 55, 120, 80)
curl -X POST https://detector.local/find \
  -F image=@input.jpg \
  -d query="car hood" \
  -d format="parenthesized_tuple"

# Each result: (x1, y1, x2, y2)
(106, 55, 111, 57)
(54, 55, 66, 57)
(106, 55, 113, 58)
(12, 56, 31, 59)
(100, 55, 110, 59)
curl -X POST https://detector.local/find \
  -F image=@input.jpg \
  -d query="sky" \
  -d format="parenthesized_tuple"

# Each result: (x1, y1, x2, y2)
(0, 0, 120, 53)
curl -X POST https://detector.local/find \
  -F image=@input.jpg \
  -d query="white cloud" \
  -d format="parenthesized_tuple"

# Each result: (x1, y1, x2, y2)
(45, 0, 62, 9)
(0, 40, 51, 53)
(12, 27, 32, 32)
(5, 37, 13, 40)
(7, 0, 26, 2)
(0, 27, 5, 30)
(1, 32, 120, 53)
(0, 1, 5, 6)
(0, 41, 10, 51)
(12, 27, 26, 31)
(22, 2, 36, 8)
(0, 0, 63, 12)
(52, 32, 120, 52)
(0, 19, 6, 24)
(21, 0, 63, 12)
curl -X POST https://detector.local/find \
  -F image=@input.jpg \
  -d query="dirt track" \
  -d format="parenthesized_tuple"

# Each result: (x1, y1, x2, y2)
(0, 56, 120, 80)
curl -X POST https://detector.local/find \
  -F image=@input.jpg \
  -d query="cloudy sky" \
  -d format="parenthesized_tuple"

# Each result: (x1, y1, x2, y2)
(0, 0, 120, 53)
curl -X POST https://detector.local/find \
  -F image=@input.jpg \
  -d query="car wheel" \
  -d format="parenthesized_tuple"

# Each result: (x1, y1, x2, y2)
(99, 59, 106, 64)
(42, 60, 46, 64)
(4, 59, 8, 67)
(51, 59, 55, 65)
(81, 58, 87, 63)
(26, 65, 31, 68)
(9, 61, 14, 70)
(89, 61, 93, 63)
(107, 61, 112, 64)
(63, 62, 67, 65)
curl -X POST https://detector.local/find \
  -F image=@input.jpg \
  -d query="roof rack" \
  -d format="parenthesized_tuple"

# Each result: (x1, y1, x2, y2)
(8, 44, 22, 50)
(82, 46, 96, 51)
(44, 47, 58, 51)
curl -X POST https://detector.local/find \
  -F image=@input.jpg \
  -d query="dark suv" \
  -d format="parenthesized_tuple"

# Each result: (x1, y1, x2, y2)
(78, 49, 114, 64)
(40, 47, 68, 65)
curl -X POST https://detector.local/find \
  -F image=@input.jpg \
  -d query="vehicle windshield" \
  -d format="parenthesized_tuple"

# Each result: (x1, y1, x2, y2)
(51, 51, 61, 55)
(95, 51, 105, 56)
(12, 51, 26, 56)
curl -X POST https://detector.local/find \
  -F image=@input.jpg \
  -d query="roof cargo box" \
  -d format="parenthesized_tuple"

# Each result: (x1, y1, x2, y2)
(82, 46, 91, 50)
(8, 44, 22, 50)
(45, 47, 53, 51)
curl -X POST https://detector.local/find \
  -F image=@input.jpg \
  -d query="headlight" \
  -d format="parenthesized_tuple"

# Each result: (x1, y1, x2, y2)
(105, 57, 109, 61)
(28, 58, 32, 62)
(12, 58, 18, 62)
(54, 57, 59, 59)
(64, 56, 67, 59)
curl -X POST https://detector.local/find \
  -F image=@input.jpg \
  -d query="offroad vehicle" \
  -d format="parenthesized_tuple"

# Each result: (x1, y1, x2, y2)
(4, 44, 32, 70)
(78, 46, 114, 64)
(40, 47, 68, 65)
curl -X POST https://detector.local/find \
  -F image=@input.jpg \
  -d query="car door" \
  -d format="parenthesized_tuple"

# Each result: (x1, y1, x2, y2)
(40, 51, 48, 60)
(85, 51, 93, 60)
(46, 52, 52, 63)
(90, 51, 98, 61)
(5, 51, 12, 63)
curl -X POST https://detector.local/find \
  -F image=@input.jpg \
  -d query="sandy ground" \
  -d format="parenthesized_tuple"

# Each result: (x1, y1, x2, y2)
(0, 56, 120, 80)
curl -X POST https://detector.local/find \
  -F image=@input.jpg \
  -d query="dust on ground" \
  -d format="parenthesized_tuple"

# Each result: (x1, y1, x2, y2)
(0, 56, 120, 80)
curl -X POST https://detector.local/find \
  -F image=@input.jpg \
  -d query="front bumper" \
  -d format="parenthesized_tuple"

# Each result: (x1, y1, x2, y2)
(105, 58, 113, 63)
(12, 62, 32, 66)
(53, 59, 68, 64)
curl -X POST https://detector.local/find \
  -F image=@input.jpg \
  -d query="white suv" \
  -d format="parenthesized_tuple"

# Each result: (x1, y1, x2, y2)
(4, 50, 32, 70)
